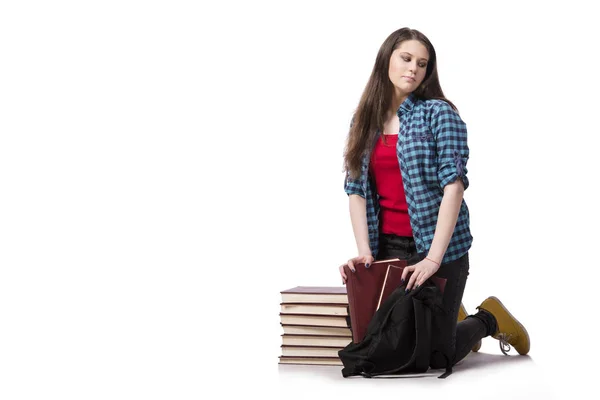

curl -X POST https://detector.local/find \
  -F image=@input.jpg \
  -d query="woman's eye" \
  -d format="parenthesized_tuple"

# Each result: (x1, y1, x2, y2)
(403, 57, 426, 68)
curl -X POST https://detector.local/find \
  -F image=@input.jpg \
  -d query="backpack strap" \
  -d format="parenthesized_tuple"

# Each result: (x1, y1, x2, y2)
(407, 293, 453, 379)
(432, 350, 453, 379)
(365, 295, 433, 377)
(412, 296, 433, 372)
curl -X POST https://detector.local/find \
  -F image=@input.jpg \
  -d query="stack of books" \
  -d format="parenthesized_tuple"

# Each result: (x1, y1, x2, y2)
(278, 286, 352, 366)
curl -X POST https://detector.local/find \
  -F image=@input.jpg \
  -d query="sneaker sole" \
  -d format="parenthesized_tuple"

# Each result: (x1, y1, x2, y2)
(487, 296, 530, 355)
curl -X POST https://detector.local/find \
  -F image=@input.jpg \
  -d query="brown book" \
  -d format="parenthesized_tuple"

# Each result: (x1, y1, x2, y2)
(281, 324, 352, 337)
(280, 286, 348, 304)
(281, 334, 352, 347)
(279, 314, 350, 327)
(278, 356, 342, 366)
(281, 345, 343, 358)
(344, 258, 447, 343)
(377, 263, 447, 310)
(280, 303, 349, 316)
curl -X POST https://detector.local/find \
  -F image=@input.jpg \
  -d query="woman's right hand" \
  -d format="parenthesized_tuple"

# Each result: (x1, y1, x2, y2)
(339, 253, 375, 284)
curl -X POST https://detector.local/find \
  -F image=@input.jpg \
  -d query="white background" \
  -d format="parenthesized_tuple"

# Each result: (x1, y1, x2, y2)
(1, 1, 598, 399)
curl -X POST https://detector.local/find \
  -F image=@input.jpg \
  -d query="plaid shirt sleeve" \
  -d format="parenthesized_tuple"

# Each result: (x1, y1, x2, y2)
(343, 116, 366, 198)
(432, 102, 470, 191)
(344, 169, 365, 197)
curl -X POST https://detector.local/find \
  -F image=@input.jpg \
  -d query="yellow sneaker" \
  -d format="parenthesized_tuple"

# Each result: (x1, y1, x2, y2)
(477, 296, 530, 355)
(458, 303, 481, 352)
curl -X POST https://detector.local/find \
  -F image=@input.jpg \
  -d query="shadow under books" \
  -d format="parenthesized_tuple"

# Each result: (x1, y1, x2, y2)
(278, 352, 534, 379)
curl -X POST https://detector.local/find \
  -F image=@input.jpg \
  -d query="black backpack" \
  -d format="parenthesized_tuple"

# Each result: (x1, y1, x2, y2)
(338, 282, 452, 379)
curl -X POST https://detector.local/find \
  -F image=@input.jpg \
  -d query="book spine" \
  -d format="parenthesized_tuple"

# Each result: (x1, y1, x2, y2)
(346, 266, 361, 343)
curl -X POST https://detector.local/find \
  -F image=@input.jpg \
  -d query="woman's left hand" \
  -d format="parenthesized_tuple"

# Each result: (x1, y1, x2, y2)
(401, 258, 440, 291)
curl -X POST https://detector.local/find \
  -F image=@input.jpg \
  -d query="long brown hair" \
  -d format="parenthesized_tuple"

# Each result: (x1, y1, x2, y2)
(343, 27, 458, 180)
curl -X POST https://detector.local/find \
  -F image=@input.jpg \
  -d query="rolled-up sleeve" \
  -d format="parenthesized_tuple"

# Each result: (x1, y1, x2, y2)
(344, 170, 365, 198)
(432, 102, 470, 191)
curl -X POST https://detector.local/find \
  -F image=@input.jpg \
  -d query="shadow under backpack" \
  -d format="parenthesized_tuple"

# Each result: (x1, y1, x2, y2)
(338, 282, 453, 379)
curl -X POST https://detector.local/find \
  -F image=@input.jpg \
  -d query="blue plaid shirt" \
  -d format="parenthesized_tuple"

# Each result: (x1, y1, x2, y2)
(344, 92, 473, 264)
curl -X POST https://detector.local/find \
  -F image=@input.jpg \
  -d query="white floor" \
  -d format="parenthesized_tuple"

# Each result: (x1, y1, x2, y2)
(276, 348, 562, 400)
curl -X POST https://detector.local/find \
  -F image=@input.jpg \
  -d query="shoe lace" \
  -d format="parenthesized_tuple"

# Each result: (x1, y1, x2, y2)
(497, 333, 513, 355)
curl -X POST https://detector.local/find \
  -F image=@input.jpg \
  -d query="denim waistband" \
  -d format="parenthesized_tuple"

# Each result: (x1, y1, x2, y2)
(380, 233, 415, 244)
(377, 233, 424, 264)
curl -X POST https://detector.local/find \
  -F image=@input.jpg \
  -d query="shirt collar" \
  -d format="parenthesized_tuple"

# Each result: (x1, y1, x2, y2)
(373, 92, 417, 141)
(397, 92, 417, 115)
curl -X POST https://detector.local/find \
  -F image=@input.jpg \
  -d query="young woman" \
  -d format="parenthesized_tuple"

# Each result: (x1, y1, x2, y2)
(338, 28, 530, 368)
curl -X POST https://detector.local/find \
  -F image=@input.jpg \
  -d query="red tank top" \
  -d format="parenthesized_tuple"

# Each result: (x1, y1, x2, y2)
(369, 134, 413, 236)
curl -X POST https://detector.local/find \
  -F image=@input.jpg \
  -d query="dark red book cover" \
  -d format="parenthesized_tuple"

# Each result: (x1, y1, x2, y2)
(344, 258, 447, 343)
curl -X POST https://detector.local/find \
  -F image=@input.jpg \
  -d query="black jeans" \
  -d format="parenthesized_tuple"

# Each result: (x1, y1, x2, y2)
(377, 233, 488, 368)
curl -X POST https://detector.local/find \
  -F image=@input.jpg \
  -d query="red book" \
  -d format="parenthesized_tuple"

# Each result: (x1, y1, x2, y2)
(344, 258, 447, 343)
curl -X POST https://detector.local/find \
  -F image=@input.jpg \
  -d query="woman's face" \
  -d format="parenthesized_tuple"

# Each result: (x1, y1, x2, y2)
(388, 40, 430, 95)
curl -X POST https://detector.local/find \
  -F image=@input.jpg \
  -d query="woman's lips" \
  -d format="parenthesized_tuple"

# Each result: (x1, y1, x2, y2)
(403, 76, 415, 82)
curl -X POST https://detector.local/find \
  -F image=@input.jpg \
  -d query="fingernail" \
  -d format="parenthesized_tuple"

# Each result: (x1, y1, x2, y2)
(401, 278, 405, 283)
(405, 287, 409, 292)
(365, 263, 370, 269)
(352, 269, 356, 273)
(416, 285, 420, 289)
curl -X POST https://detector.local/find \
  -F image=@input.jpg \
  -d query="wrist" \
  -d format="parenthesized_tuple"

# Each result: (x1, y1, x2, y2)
(358, 247, 372, 256)
(424, 256, 441, 267)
